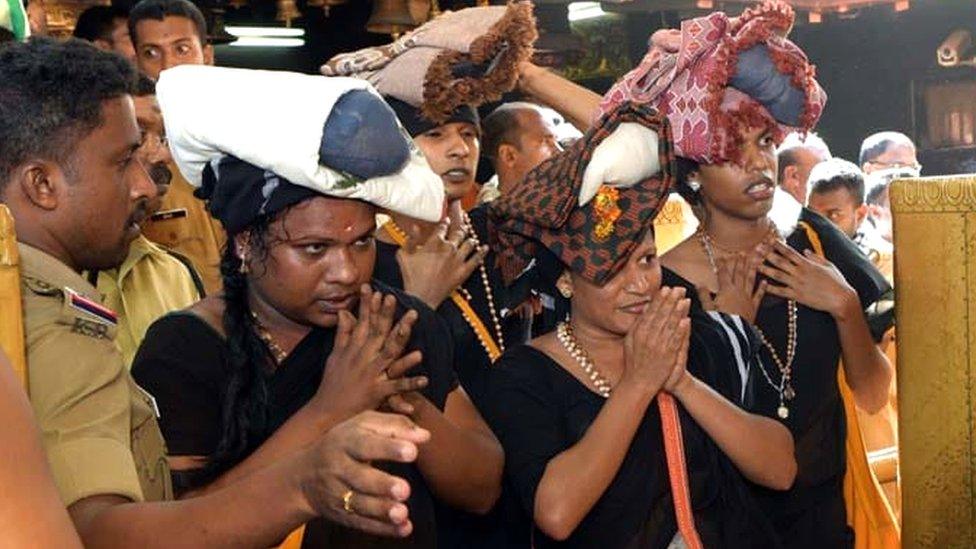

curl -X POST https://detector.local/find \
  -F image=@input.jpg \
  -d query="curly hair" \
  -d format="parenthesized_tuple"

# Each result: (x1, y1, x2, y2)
(0, 38, 137, 194)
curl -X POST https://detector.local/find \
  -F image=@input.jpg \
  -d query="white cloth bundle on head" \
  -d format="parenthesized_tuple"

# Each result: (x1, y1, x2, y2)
(156, 65, 445, 222)
(579, 123, 661, 206)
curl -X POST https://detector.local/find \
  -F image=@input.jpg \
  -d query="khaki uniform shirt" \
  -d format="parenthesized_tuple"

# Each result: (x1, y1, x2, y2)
(20, 243, 172, 506)
(141, 167, 226, 295)
(93, 235, 202, 368)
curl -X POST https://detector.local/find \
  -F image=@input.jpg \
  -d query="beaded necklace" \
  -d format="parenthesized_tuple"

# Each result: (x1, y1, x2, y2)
(250, 311, 289, 366)
(697, 229, 797, 419)
(383, 215, 506, 362)
(556, 320, 613, 398)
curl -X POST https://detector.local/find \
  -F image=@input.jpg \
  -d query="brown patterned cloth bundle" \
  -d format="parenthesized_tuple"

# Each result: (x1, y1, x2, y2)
(489, 102, 675, 286)
(320, 2, 537, 124)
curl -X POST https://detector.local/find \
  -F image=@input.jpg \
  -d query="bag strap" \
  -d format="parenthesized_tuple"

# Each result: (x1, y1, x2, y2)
(658, 392, 704, 549)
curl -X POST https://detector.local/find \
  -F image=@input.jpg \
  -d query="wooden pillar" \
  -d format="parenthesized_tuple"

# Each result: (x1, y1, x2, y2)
(0, 205, 27, 389)
(892, 175, 976, 547)
(655, 194, 697, 254)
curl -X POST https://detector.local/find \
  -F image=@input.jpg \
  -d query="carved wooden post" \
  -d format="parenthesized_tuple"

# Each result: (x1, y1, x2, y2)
(655, 195, 696, 254)
(0, 204, 27, 389)
(892, 175, 976, 547)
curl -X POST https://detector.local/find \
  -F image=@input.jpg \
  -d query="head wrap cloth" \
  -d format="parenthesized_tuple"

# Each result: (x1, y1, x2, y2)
(491, 1, 826, 287)
(490, 103, 675, 286)
(156, 65, 445, 233)
(599, 1, 826, 165)
(321, 3, 537, 126)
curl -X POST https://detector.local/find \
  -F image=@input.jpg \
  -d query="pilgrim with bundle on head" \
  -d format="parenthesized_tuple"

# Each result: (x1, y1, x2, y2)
(130, 64, 504, 549)
(599, 1, 897, 546)
(324, 6, 540, 399)
(323, 6, 609, 547)
(485, 100, 795, 549)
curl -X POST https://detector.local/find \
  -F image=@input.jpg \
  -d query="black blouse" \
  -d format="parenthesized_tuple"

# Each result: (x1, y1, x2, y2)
(373, 207, 530, 414)
(374, 207, 533, 549)
(485, 304, 781, 549)
(131, 282, 457, 549)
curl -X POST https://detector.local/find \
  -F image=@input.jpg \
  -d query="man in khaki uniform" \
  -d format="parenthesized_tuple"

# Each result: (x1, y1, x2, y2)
(20, 242, 173, 504)
(1, 38, 435, 545)
(90, 75, 204, 368)
(129, 0, 226, 294)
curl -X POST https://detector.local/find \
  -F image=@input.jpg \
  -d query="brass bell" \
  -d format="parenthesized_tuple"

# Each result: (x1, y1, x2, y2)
(366, 0, 421, 35)
(276, 0, 301, 26)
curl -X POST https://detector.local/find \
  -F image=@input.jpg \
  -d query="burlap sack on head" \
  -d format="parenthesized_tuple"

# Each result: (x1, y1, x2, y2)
(321, 2, 537, 123)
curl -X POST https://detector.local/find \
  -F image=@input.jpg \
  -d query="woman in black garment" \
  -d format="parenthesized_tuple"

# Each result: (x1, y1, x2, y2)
(596, 4, 895, 547)
(132, 67, 503, 548)
(485, 103, 796, 549)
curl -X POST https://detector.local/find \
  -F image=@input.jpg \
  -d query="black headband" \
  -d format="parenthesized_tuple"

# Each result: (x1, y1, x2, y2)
(386, 96, 480, 137)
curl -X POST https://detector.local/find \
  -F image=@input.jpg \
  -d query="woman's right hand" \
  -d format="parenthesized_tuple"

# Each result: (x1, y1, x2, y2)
(301, 411, 431, 538)
(697, 243, 769, 324)
(620, 287, 691, 396)
(312, 285, 429, 420)
(396, 218, 488, 309)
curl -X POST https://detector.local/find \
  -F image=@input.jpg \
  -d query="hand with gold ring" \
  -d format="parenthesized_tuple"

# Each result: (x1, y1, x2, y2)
(342, 490, 356, 514)
(395, 218, 488, 309)
(300, 411, 431, 538)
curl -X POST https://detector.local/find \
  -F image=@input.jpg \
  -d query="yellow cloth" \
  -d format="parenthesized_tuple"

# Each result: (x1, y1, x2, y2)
(798, 222, 900, 549)
(19, 243, 172, 505)
(839, 369, 901, 549)
(95, 235, 202, 368)
(141, 167, 226, 295)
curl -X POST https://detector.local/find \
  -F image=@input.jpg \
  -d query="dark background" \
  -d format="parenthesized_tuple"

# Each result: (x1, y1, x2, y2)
(211, 0, 976, 173)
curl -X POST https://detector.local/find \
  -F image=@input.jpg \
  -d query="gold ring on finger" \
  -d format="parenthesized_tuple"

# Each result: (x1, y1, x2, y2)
(342, 490, 355, 514)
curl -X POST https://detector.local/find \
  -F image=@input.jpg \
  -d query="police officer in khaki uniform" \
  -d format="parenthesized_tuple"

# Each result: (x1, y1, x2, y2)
(1, 38, 435, 545)
(20, 242, 173, 504)
(129, 0, 226, 295)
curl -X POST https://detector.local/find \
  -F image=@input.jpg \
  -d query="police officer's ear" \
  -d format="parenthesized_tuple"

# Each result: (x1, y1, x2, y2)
(16, 161, 65, 211)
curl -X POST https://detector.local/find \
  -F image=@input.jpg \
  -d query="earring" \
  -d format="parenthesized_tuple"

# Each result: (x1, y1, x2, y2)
(687, 179, 701, 193)
(557, 271, 573, 299)
(238, 248, 250, 275)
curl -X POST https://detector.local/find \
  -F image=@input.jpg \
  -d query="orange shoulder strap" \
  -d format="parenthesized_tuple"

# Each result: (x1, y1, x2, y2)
(658, 392, 704, 549)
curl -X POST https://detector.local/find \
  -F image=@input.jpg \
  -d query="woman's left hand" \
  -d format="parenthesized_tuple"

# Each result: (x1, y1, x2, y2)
(758, 240, 857, 318)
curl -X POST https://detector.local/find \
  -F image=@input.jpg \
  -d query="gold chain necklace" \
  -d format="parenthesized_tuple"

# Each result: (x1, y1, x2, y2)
(556, 320, 613, 398)
(250, 311, 288, 365)
(697, 229, 797, 419)
(383, 216, 506, 362)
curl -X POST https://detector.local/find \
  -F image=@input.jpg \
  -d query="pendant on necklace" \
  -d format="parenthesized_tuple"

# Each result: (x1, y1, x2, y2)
(777, 405, 790, 419)
(783, 385, 796, 401)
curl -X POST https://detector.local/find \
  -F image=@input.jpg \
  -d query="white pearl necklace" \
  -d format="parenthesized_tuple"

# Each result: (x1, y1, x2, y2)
(556, 320, 612, 398)
(462, 214, 506, 357)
